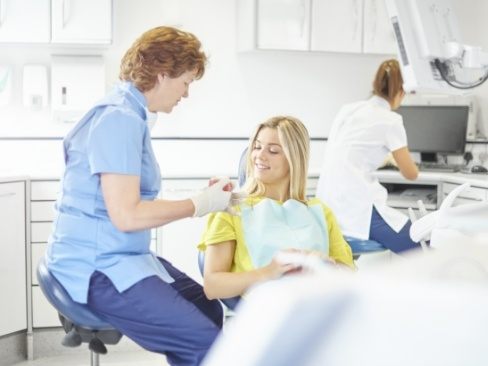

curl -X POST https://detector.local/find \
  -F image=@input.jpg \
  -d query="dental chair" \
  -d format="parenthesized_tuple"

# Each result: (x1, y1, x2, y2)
(344, 236, 387, 259)
(37, 256, 122, 366)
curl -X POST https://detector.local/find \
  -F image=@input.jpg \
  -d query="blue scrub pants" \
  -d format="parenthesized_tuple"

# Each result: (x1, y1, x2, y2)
(87, 257, 223, 366)
(369, 207, 419, 253)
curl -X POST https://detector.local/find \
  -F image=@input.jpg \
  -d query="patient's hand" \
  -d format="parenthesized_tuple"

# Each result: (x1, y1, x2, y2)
(262, 256, 302, 280)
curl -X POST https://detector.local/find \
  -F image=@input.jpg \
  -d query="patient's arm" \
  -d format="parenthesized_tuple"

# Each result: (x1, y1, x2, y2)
(203, 240, 297, 300)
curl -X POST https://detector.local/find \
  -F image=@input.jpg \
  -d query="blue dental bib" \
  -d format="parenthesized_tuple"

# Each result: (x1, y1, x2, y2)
(240, 198, 329, 268)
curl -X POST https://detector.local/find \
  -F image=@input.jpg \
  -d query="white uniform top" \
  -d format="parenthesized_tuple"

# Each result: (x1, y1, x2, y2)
(315, 95, 409, 239)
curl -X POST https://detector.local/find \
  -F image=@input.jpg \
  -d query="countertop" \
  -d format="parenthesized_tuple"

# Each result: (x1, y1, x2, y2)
(0, 175, 29, 183)
(374, 170, 488, 188)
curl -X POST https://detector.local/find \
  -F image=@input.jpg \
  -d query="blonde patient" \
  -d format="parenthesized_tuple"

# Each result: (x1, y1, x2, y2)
(198, 116, 354, 301)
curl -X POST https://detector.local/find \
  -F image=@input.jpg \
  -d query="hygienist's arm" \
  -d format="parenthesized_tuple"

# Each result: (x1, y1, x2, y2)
(204, 241, 294, 300)
(101, 173, 194, 232)
(392, 146, 419, 180)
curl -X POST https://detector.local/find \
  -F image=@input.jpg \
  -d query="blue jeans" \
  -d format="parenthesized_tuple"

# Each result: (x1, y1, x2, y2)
(369, 207, 419, 253)
(87, 257, 223, 366)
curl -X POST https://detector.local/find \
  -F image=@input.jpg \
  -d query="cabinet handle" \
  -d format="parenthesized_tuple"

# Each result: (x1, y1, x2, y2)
(370, 0, 377, 43)
(299, 0, 307, 39)
(0, 0, 6, 27)
(0, 192, 15, 198)
(352, 0, 359, 41)
(62, 0, 71, 28)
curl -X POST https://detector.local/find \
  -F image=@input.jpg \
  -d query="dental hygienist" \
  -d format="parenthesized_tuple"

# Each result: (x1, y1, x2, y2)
(316, 59, 420, 253)
(45, 26, 232, 365)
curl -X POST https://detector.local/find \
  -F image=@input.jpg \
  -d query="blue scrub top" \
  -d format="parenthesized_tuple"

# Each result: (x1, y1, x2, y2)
(46, 81, 174, 304)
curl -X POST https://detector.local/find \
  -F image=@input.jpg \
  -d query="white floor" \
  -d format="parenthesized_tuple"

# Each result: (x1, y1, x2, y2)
(12, 350, 168, 366)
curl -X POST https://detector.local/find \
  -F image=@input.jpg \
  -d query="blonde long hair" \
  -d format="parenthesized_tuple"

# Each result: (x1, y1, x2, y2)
(244, 116, 310, 202)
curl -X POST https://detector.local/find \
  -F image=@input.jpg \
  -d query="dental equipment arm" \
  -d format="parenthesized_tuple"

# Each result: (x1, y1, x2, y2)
(386, 0, 488, 92)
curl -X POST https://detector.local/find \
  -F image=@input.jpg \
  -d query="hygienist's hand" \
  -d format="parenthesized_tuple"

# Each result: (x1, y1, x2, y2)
(208, 176, 234, 192)
(209, 177, 248, 216)
(191, 177, 233, 217)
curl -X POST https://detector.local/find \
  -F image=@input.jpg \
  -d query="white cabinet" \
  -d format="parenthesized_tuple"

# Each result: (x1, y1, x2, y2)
(257, 0, 311, 50)
(0, 0, 50, 43)
(237, 0, 311, 51)
(159, 179, 208, 283)
(0, 181, 27, 336)
(0, 0, 111, 44)
(30, 180, 60, 327)
(311, 0, 363, 53)
(238, 0, 396, 54)
(363, 0, 397, 54)
(51, 0, 112, 44)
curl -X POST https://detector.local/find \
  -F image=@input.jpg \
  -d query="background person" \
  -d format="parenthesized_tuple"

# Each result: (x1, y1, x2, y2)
(316, 59, 419, 254)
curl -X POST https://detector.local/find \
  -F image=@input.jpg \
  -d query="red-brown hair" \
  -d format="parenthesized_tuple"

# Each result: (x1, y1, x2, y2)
(119, 26, 207, 92)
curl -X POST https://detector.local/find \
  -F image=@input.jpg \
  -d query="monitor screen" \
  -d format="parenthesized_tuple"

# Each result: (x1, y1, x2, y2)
(396, 105, 469, 154)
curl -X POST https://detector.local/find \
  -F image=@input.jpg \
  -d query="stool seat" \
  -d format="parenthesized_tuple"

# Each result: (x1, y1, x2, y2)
(344, 236, 387, 255)
(37, 256, 122, 365)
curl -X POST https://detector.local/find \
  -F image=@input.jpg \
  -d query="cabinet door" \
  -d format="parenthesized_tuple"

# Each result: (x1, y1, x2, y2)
(257, 0, 311, 50)
(0, 0, 50, 43)
(311, 0, 363, 53)
(363, 0, 397, 54)
(51, 0, 112, 44)
(0, 182, 27, 336)
(159, 180, 209, 283)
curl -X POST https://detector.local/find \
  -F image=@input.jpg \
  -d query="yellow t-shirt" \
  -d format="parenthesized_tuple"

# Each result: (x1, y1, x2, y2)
(198, 196, 354, 271)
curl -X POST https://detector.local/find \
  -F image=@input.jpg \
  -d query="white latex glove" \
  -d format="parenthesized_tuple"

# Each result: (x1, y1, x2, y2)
(191, 177, 233, 217)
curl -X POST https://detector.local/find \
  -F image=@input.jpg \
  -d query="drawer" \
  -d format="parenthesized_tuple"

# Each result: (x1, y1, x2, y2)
(31, 201, 56, 222)
(32, 286, 61, 328)
(31, 222, 54, 243)
(31, 181, 60, 201)
(442, 183, 487, 202)
(31, 243, 48, 285)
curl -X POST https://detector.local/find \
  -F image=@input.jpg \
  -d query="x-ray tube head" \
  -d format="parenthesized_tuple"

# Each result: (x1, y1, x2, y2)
(385, 0, 488, 93)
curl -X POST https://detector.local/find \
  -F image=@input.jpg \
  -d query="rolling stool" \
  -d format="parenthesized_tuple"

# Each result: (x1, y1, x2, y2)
(344, 236, 387, 261)
(37, 256, 123, 366)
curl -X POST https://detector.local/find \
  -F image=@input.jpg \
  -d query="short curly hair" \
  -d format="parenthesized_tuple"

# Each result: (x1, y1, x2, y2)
(119, 26, 207, 92)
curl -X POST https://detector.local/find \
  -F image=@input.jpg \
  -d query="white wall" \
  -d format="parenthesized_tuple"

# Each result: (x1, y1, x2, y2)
(0, 0, 389, 139)
(1, 0, 488, 172)
(121, 0, 389, 138)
